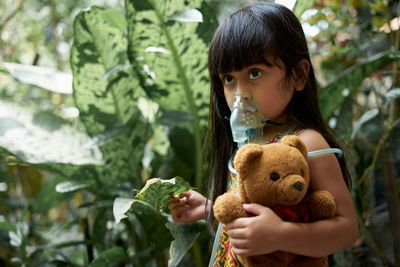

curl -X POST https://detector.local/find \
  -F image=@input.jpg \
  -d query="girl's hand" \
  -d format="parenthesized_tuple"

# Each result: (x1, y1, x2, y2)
(226, 203, 284, 256)
(168, 190, 209, 223)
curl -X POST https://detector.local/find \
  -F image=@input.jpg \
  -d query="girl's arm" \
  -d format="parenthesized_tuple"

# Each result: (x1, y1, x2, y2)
(226, 129, 358, 257)
(277, 129, 358, 256)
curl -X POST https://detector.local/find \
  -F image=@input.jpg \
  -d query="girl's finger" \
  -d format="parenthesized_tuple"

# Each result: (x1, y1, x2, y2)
(226, 228, 248, 239)
(168, 197, 187, 209)
(229, 238, 249, 249)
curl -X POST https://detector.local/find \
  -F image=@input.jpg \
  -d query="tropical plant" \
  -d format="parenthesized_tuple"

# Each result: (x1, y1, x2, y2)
(1, 0, 217, 266)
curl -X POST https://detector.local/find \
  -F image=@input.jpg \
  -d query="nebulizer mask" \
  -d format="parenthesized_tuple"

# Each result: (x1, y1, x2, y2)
(229, 93, 265, 148)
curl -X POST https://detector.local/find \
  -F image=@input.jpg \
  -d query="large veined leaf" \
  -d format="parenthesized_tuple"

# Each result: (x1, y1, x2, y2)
(0, 62, 72, 94)
(125, 0, 211, 123)
(320, 50, 400, 119)
(135, 177, 193, 212)
(0, 100, 103, 165)
(125, 0, 217, 187)
(70, 6, 152, 187)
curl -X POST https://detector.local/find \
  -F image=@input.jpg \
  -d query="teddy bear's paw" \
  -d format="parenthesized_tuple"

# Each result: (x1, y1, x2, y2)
(213, 193, 247, 224)
(305, 190, 336, 221)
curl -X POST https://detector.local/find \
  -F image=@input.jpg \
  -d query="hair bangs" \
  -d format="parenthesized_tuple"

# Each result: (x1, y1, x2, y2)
(209, 9, 275, 76)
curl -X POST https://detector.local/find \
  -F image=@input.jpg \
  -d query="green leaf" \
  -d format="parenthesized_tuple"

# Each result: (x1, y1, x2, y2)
(32, 177, 75, 213)
(131, 199, 174, 250)
(135, 177, 193, 213)
(71, 6, 152, 187)
(88, 247, 128, 267)
(0, 62, 72, 94)
(0, 221, 17, 233)
(125, 0, 210, 122)
(293, 0, 317, 18)
(320, 50, 400, 119)
(166, 216, 206, 267)
(0, 100, 103, 165)
(125, 0, 216, 187)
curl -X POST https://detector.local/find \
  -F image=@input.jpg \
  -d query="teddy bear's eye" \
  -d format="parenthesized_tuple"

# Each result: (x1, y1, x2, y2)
(270, 172, 280, 181)
(301, 169, 304, 176)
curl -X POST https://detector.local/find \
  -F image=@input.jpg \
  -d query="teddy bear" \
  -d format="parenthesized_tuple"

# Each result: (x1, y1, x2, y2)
(213, 135, 336, 267)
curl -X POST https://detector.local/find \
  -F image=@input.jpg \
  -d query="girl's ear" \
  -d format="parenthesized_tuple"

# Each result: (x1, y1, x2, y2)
(293, 59, 310, 91)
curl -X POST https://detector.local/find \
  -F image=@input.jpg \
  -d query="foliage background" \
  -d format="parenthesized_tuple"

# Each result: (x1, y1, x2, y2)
(0, 0, 399, 266)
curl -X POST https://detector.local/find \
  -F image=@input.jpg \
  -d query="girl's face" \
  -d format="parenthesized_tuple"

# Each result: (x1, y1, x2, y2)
(220, 57, 300, 124)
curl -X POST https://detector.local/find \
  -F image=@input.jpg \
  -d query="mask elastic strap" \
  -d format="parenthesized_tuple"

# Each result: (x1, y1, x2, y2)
(261, 118, 284, 126)
(307, 148, 342, 159)
(228, 147, 342, 176)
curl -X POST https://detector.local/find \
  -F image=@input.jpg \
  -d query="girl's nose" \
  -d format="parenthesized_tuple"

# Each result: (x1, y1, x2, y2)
(235, 82, 252, 97)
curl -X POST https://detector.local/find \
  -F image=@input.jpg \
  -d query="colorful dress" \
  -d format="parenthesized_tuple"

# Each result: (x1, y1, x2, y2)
(210, 127, 328, 267)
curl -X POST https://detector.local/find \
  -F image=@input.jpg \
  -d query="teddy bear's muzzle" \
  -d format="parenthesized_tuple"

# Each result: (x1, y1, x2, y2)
(279, 175, 308, 204)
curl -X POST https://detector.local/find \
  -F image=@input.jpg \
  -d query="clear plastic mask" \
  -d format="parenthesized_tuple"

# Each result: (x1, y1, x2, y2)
(229, 93, 264, 147)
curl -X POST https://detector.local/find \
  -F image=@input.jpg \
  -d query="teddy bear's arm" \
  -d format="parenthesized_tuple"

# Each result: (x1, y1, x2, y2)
(303, 190, 336, 221)
(213, 193, 249, 224)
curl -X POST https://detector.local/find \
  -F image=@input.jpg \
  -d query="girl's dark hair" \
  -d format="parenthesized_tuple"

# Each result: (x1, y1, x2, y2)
(206, 3, 351, 232)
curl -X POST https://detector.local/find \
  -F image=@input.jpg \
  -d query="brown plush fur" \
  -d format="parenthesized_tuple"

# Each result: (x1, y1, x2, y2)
(213, 135, 336, 267)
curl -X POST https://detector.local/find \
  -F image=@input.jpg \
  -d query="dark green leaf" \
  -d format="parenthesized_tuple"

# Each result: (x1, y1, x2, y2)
(320, 50, 400, 119)
(88, 247, 128, 267)
(71, 6, 152, 187)
(32, 177, 75, 213)
(135, 177, 193, 213)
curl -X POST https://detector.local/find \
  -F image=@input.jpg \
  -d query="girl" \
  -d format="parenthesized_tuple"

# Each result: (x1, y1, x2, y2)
(168, 3, 358, 266)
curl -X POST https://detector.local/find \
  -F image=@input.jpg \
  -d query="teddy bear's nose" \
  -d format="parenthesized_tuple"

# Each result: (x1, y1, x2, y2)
(293, 182, 303, 191)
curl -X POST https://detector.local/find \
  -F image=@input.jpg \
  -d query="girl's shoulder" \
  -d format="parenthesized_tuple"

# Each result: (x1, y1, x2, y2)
(296, 128, 330, 153)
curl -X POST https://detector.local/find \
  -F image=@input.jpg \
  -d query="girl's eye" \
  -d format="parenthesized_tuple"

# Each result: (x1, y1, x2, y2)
(249, 70, 261, 80)
(223, 76, 234, 85)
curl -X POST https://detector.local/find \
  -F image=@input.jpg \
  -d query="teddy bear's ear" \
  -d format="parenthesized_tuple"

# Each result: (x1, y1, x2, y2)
(233, 144, 263, 176)
(280, 135, 307, 158)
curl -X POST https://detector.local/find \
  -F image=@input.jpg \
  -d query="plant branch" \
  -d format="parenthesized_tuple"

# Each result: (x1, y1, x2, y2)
(80, 218, 94, 263)
(0, 0, 24, 34)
